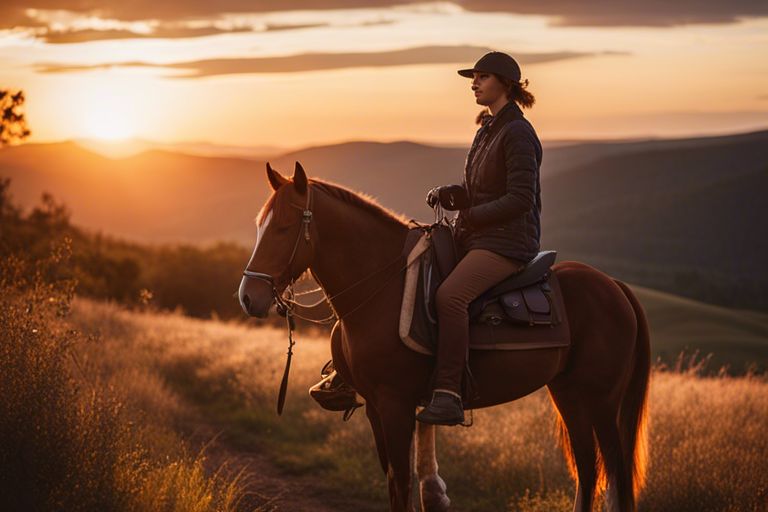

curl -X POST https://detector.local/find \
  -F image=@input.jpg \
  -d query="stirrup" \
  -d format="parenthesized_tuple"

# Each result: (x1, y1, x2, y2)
(309, 359, 363, 421)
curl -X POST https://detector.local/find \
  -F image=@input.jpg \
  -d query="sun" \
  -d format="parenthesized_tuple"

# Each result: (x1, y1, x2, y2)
(82, 89, 138, 141)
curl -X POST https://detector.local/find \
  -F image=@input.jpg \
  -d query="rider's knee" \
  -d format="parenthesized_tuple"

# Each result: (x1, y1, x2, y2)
(435, 282, 466, 314)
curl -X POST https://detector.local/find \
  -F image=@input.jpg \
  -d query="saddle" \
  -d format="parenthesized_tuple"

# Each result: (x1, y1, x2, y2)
(399, 222, 571, 354)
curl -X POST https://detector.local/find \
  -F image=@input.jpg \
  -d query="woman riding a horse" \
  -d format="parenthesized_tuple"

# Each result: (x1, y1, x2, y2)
(418, 51, 543, 425)
(239, 51, 650, 512)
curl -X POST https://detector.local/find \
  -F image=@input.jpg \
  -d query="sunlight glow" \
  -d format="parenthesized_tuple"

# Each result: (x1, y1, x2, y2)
(82, 89, 138, 140)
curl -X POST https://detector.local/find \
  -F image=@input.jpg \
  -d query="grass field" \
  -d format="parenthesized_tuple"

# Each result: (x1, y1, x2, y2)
(0, 259, 247, 511)
(58, 294, 768, 511)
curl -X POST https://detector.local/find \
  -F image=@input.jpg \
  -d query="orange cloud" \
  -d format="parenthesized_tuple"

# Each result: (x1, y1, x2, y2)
(34, 45, 619, 77)
(2, 1, 767, 31)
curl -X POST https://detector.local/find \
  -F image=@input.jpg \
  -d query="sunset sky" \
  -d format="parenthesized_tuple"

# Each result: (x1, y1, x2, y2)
(2, 1, 768, 150)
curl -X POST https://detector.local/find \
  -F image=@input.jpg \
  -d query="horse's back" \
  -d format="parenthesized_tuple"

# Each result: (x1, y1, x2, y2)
(466, 260, 640, 407)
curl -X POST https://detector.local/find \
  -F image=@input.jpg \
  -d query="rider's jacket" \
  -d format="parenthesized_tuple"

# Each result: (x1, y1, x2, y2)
(453, 99, 543, 265)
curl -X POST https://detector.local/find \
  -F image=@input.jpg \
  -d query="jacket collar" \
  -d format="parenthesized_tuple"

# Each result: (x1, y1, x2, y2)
(480, 99, 522, 127)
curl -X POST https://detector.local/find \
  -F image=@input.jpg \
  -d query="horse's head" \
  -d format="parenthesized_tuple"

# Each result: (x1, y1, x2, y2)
(238, 160, 315, 318)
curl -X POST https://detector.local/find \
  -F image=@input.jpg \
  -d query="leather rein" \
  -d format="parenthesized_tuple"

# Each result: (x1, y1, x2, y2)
(241, 182, 412, 414)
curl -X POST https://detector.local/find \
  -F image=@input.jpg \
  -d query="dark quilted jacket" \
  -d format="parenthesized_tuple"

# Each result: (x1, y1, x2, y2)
(451, 99, 543, 265)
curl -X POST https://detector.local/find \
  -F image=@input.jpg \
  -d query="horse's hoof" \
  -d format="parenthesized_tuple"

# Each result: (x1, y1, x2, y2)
(420, 475, 450, 512)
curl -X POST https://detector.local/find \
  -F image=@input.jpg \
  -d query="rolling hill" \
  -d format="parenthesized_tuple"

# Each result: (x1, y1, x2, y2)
(633, 284, 768, 373)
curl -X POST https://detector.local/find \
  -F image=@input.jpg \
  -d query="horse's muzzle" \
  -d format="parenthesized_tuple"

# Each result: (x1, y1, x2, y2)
(238, 273, 275, 318)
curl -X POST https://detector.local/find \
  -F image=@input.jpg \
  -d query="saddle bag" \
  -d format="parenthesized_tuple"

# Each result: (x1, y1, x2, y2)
(475, 277, 561, 327)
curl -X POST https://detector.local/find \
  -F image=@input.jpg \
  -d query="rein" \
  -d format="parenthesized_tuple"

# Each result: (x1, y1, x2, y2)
(242, 182, 426, 415)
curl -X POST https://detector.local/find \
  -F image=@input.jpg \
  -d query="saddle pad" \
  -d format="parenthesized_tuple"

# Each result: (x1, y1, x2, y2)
(399, 232, 436, 351)
(468, 273, 570, 351)
(399, 233, 571, 354)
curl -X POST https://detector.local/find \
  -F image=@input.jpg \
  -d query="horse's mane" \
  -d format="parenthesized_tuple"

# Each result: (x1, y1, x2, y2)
(256, 177, 410, 227)
(310, 177, 409, 226)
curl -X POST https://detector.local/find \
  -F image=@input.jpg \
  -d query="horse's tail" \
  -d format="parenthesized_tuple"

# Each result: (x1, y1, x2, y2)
(613, 279, 651, 499)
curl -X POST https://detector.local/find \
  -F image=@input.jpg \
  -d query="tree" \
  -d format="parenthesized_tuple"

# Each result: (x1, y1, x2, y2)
(0, 89, 31, 147)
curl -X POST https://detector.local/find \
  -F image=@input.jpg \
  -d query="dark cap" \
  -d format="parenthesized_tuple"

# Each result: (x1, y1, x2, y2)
(457, 51, 521, 82)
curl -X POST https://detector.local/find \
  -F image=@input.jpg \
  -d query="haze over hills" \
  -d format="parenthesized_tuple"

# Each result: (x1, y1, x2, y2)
(1, 128, 766, 310)
(74, 138, 292, 160)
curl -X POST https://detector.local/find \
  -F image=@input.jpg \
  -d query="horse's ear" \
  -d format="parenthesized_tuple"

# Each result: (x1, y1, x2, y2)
(266, 161, 288, 191)
(292, 161, 307, 195)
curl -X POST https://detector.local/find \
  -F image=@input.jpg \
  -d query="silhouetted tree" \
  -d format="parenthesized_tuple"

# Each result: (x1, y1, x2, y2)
(0, 89, 31, 147)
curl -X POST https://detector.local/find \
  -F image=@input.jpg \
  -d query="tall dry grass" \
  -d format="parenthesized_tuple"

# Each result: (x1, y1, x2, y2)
(61, 295, 768, 511)
(0, 240, 246, 511)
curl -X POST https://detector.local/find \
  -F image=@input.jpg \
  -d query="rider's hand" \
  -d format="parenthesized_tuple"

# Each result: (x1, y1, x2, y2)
(439, 185, 470, 210)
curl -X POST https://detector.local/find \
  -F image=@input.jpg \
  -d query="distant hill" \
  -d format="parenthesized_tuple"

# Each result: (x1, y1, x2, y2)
(1, 128, 766, 310)
(633, 284, 768, 374)
(542, 129, 768, 311)
(0, 142, 264, 244)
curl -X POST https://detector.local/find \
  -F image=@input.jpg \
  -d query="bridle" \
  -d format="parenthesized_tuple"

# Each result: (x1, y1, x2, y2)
(242, 182, 412, 324)
(240, 181, 411, 415)
(242, 181, 315, 318)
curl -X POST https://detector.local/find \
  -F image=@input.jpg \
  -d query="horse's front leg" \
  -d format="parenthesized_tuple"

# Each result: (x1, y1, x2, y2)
(415, 422, 450, 512)
(365, 403, 389, 473)
(375, 396, 417, 512)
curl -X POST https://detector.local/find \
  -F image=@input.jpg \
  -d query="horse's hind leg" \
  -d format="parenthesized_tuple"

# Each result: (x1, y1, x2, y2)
(593, 407, 633, 512)
(548, 386, 599, 512)
(415, 422, 450, 512)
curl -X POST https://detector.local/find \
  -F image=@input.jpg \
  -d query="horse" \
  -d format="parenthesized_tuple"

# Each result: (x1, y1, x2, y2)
(238, 161, 651, 512)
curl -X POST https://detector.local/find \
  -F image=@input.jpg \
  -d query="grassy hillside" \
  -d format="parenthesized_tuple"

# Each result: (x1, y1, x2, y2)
(543, 130, 768, 310)
(633, 284, 768, 374)
(65, 297, 768, 511)
(0, 250, 248, 511)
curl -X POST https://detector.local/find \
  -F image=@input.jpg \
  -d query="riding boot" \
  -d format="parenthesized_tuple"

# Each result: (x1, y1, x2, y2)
(416, 389, 464, 425)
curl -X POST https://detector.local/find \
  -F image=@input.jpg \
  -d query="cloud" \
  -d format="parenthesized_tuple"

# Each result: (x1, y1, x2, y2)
(34, 45, 619, 77)
(263, 21, 330, 31)
(458, 1, 768, 27)
(39, 21, 330, 44)
(42, 26, 254, 44)
(2, 1, 767, 31)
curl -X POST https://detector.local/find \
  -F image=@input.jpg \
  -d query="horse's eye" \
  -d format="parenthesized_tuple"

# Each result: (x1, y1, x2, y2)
(274, 224, 292, 233)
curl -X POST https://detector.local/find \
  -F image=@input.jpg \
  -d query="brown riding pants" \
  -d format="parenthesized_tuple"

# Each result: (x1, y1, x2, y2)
(433, 249, 526, 396)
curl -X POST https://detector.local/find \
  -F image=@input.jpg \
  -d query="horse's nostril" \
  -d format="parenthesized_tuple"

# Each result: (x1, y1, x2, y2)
(242, 294, 251, 309)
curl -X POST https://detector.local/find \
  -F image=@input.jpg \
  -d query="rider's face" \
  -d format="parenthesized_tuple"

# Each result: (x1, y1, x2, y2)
(471, 72, 507, 106)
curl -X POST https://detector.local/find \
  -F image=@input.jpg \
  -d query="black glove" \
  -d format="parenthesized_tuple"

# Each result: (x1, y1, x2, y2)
(426, 185, 470, 210)
(438, 185, 470, 210)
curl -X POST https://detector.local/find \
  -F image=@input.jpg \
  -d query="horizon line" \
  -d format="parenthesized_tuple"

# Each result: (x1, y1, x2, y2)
(16, 123, 768, 152)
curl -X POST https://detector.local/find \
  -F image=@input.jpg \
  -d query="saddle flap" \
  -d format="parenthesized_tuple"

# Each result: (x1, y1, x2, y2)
(430, 224, 458, 278)
(522, 285, 550, 314)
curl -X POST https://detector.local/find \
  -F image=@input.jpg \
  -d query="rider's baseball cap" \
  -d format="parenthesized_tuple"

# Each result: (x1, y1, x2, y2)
(457, 51, 522, 82)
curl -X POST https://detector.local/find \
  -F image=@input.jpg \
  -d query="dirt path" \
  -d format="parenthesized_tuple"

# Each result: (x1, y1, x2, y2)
(183, 411, 383, 512)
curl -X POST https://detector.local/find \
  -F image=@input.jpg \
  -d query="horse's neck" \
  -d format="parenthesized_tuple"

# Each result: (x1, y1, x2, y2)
(309, 192, 408, 317)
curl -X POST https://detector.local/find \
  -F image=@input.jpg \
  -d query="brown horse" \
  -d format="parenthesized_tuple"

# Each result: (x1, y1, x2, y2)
(238, 161, 651, 512)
